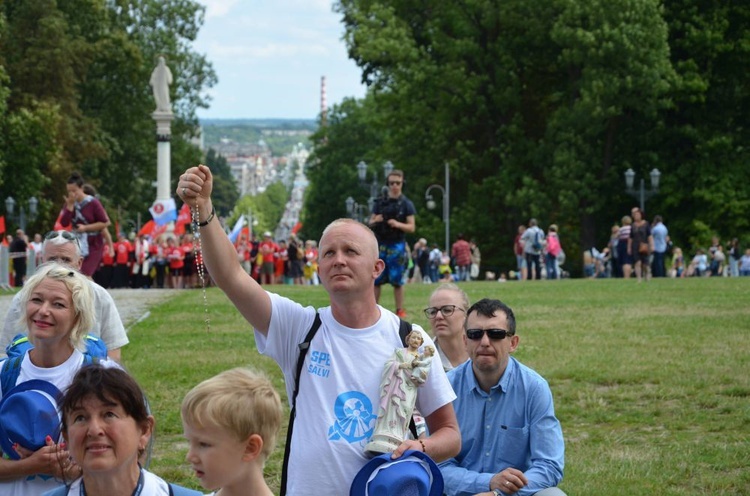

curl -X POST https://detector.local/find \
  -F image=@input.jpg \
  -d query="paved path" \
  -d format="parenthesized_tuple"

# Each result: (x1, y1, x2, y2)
(0, 288, 182, 332)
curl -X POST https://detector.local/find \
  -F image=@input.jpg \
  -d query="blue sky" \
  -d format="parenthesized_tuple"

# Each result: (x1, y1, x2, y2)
(194, 0, 367, 120)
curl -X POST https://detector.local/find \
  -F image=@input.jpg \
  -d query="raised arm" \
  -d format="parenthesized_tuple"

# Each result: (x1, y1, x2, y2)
(177, 165, 272, 334)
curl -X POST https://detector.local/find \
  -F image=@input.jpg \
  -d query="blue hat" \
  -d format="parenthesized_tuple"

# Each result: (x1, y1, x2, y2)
(350, 450, 444, 496)
(0, 379, 63, 460)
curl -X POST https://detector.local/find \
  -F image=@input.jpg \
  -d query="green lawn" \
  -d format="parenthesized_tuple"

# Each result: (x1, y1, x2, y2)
(124, 278, 750, 495)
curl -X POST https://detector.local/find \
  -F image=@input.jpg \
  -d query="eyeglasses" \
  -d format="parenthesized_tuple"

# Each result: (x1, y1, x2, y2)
(45, 231, 78, 245)
(388, 181, 402, 186)
(424, 305, 464, 319)
(466, 328, 513, 341)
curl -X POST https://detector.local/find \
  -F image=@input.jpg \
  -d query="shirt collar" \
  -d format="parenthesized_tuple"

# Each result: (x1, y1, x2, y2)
(466, 356, 518, 395)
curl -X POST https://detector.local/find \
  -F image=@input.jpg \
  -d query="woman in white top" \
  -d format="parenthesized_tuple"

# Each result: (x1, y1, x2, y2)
(46, 365, 176, 496)
(0, 262, 119, 496)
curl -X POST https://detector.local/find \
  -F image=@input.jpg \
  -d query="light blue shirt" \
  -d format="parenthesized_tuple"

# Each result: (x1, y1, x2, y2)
(652, 222, 669, 253)
(439, 357, 564, 496)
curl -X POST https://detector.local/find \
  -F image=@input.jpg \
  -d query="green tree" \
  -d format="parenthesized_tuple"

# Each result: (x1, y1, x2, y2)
(329, 0, 678, 274)
(204, 148, 239, 217)
(304, 96, 386, 240)
(0, 0, 216, 233)
(656, 0, 750, 248)
(229, 182, 289, 238)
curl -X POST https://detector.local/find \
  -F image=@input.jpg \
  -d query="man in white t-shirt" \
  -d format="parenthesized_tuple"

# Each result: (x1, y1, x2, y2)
(178, 165, 460, 496)
(0, 231, 129, 361)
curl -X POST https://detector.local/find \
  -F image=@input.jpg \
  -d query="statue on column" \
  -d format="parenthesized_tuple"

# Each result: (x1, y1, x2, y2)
(150, 56, 173, 113)
(365, 330, 435, 455)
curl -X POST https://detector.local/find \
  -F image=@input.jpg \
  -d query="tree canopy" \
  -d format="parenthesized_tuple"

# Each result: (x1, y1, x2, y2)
(302, 0, 750, 275)
(0, 0, 217, 234)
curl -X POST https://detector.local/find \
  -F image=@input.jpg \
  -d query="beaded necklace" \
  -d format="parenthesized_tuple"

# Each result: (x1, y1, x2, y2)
(191, 202, 211, 332)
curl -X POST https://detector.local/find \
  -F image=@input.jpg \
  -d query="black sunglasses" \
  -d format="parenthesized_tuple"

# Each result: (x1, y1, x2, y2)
(388, 181, 402, 186)
(466, 328, 513, 341)
(45, 231, 79, 245)
(424, 305, 464, 319)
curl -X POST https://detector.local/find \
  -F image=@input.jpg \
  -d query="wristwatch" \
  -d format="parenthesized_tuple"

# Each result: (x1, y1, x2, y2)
(492, 489, 503, 496)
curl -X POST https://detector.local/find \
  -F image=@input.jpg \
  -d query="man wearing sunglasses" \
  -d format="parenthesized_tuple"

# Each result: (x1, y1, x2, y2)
(439, 299, 566, 496)
(368, 169, 416, 318)
(0, 231, 128, 362)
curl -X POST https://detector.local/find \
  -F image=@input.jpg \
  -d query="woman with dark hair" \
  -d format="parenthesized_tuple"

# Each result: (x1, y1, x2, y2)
(628, 208, 652, 282)
(59, 172, 111, 277)
(46, 365, 168, 495)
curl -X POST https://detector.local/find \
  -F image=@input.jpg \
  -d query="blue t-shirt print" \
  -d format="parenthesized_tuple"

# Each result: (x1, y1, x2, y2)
(327, 391, 376, 443)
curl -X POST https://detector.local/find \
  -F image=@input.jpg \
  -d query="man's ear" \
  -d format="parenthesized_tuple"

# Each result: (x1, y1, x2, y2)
(509, 335, 520, 352)
(373, 258, 386, 279)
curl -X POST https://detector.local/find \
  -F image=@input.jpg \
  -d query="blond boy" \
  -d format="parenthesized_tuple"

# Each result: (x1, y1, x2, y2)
(181, 368, 282, 496)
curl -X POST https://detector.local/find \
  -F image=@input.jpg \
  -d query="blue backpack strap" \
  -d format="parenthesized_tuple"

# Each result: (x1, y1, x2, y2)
(83, 335, 108, 359)
(1, 354, 25, 395)
(169, 483, 202, 496)
(5, 333, 33, 359)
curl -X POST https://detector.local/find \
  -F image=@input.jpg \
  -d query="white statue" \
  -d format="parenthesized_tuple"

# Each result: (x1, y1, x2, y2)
(150, 56, 173, 113)
(365, 331, 433, 455)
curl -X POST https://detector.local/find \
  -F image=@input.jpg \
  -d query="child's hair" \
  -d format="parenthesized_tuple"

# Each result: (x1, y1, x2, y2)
(181, 368, 282, 460)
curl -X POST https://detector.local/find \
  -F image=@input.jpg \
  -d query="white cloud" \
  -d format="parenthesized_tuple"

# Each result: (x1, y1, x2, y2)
(201, 0, 240, 19)
(194, 0, 366, 118)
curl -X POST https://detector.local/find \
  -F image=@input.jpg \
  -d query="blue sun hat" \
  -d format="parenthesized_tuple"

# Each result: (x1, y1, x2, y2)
(0, 379, 63, 460)
(350, 449, 444, 496)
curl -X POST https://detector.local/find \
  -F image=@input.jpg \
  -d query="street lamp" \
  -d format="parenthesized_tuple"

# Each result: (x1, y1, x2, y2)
(5, 196, 38, 231)
(424, 162, 450, 255)
(354, 160, 396, 216)
(345, 196, 368, 223)
(624, 168, 661, 213)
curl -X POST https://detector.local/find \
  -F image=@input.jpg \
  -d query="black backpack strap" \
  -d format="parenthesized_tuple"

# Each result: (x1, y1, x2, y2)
(280, 312, 322, 496)
(398, 318, 420, 440)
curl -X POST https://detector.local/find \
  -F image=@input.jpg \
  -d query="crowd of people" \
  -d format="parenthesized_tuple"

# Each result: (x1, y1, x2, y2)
(583, 207, 750, 279)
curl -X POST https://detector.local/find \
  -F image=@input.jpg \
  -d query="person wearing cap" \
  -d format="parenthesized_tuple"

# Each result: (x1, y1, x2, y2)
(0, 231, 129, 362)
(178, 165, 459, 496)
(0, 263, 121, 496)
(439, 299, 566, 496)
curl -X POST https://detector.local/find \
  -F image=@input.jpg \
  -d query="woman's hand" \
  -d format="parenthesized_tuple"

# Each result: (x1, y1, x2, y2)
(16, 437, 72, 479)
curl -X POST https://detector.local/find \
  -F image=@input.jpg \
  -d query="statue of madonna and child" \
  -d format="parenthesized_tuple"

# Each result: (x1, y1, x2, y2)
(365, 329, 435, 455)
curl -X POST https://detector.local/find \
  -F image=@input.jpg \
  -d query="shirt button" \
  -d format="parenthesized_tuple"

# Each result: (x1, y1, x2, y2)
(486, 425, 490, 430)
(485, 452, 490, 457)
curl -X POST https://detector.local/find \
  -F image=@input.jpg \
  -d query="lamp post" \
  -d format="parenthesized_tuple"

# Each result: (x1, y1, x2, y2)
(624, 168, 661, 213)
(424, 162, 450, 255)
(5, 196, 38, 232)
(345, 196, 368, 223)
(354, 160, 395, 217)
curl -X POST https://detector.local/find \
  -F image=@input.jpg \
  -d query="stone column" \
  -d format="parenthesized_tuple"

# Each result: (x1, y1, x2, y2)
(153, 111, 174, 201)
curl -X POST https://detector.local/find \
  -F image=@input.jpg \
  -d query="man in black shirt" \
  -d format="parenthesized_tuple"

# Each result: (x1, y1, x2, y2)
(368, 169, 416, 317)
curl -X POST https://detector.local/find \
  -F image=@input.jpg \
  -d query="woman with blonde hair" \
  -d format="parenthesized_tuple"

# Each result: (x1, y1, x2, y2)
(0, 263, 120, 495)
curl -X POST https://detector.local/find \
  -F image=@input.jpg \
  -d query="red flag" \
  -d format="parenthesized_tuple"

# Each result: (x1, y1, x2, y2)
(0, 215, 5, 236)
(291, 221, 303, 234)
(138, 220, 155, 236)
(176, 203, 191, 226)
